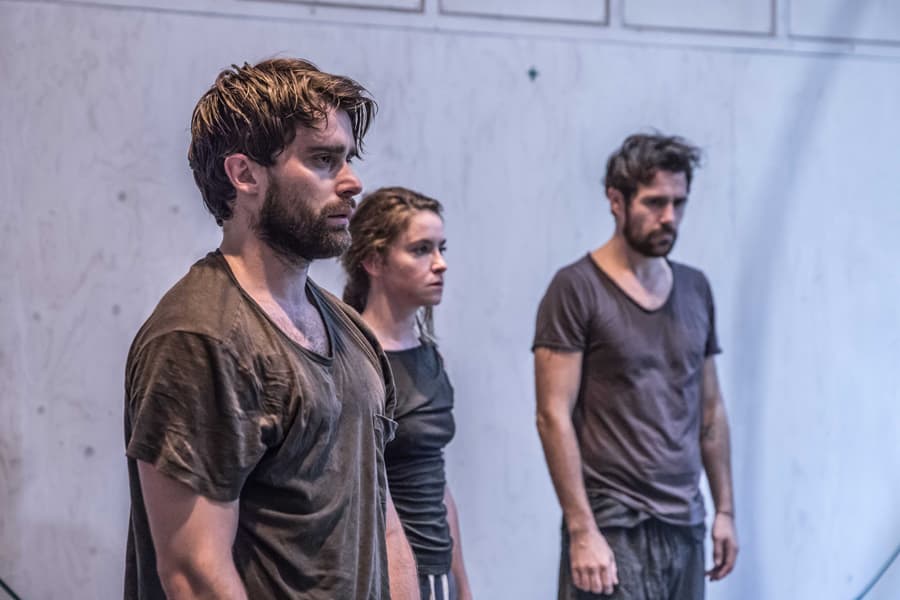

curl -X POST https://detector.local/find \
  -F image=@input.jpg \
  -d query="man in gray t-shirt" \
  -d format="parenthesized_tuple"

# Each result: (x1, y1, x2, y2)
(124, 58, 419, 599)
(533, 134, 738, 599)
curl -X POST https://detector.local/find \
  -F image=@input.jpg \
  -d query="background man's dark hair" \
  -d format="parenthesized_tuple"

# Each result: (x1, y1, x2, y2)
(188, 58, 376, 225)
(604, 133, 702, 202)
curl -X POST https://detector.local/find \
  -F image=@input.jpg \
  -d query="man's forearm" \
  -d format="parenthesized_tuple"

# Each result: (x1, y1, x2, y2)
(158, 557, 248, 600)
(386, 495, 420, 600)
(537, 410, 596, 534)
(701, 404, 735, 514)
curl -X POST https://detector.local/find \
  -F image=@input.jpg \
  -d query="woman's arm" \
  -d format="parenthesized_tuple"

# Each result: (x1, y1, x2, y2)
(444, 485, 473, 599)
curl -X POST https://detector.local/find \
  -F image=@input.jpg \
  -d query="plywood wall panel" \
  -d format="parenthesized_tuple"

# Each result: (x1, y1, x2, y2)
(440, 0, 607, 25)
(790, 0, 900, 43)
(625, 0, 773, 34)
(3, 2, 900, 599)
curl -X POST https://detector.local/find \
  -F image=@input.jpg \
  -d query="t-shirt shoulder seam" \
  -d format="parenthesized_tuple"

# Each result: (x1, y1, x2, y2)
(670, 260, 706, 279)
(555, 254, 594, 279)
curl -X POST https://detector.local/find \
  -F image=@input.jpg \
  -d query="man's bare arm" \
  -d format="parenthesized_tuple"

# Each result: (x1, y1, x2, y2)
(534, 348, 617, 596)
(138, 461, 247, 599)
(444, 486, 472, 600)
(386, 489, 420, 599)
(699, 357, 739, 581)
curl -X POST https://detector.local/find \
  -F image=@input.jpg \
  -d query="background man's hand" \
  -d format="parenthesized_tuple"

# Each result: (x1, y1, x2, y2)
(570, 528, 618, 595)
(707, 512, 738, 581)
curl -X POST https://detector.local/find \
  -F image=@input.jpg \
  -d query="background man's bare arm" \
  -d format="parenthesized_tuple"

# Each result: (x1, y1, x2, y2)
(534, 347, 618, 595)
(700, 358, 739, 580)
(534, 348, 594, 535)
(138, 461, 248, 600)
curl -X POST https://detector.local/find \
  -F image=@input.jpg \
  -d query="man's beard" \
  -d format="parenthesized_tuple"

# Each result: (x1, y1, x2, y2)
(623, 207, 677, 258)
(254, 177, 353, 263)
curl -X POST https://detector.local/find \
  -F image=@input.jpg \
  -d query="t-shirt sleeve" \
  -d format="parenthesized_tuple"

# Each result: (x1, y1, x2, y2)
(380, 355, 399, 445)
(125, 331, 270, 502)
(703, 275, 722, 357)
(532, 267, 592, 352)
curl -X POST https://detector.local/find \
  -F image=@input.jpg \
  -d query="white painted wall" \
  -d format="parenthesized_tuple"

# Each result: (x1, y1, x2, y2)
(1, 1, 898, 598)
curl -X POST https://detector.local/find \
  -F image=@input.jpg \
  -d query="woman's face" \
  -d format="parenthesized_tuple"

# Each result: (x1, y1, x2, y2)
(379, 209, 447, 309)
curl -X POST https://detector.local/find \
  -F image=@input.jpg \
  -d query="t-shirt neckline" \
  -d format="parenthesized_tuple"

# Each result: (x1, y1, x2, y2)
(585, 253, 675, 315)
(212, 250, 336, 364)
(384, 339, 431, 356)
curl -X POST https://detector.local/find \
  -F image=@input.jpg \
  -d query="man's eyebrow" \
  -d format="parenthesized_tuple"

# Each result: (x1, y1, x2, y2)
(306, 144, 357, 157)
(643, 194, 687, 201)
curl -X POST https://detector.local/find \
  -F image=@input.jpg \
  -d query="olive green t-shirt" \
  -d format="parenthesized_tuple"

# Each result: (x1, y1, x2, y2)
(533, 255, 720, 527)
(124, 252, 396, 599)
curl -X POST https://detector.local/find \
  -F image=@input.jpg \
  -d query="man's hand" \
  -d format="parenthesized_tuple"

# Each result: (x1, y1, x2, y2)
(570, 527, 618, 595)
(706, 512, 738, 581)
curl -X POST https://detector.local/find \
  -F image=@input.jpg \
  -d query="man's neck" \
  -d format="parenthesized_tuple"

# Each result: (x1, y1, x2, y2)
(360, 291, 420, 351)
(593, 235, 669, 286)
(219, 229, 312, 307)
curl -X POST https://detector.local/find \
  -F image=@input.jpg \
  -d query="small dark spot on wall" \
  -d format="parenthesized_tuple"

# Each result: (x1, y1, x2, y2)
(37, 405, 45, 415)
(118, 191, 127, 202)
(170, 205, 180, 214)
(88, 546, 98, 556)
(112, 304, 121, 316)
(528, 66, 539, 81)
(32, 311, 41, 322)
(84, 445, 95, 458)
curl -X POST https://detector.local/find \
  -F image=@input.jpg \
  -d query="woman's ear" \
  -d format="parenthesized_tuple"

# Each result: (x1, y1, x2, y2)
(362, 252, 383, 278)
(223, 153, 264, 196)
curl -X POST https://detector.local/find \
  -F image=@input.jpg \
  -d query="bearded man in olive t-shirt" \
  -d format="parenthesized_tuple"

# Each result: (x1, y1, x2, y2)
(533, 134, 739, 599)
(123, 58, 419, 599)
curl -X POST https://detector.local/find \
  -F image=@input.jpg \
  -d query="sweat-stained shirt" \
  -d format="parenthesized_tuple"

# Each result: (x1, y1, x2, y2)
(124, 251, 396, 599)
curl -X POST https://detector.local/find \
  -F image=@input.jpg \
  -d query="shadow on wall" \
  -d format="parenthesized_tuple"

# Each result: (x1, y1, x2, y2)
(733, 2, 866, 599)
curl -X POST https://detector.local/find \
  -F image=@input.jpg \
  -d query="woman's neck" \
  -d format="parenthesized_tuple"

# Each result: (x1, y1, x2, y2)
(360, 292, 421, 351)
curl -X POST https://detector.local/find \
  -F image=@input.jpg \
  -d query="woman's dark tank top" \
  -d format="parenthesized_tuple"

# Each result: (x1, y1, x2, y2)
(384, 342, 455, 574)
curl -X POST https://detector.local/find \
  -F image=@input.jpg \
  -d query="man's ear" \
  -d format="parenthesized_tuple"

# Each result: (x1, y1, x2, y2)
(362, 252, 383, 278)
(223, 154, 264, 196)
(607, 186, 626, 220)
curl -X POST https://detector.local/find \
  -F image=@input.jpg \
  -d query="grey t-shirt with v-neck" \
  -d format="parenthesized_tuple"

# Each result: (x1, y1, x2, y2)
(533, 254, 720, 527)
(124, 251, 396, 599)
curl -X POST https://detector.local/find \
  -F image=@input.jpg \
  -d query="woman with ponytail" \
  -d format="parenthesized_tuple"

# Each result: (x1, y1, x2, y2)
(343, 187, 472, 600)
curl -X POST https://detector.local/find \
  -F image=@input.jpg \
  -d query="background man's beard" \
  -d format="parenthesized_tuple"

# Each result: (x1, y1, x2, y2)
(623, 211, 677, 258)
(254, 181, 352, 263)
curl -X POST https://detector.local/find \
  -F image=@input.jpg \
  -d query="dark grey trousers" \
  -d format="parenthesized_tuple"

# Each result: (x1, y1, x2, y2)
(558, 519, 705, 600)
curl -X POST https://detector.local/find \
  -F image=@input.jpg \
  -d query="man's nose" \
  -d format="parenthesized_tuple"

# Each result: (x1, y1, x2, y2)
(337, 162, 362, 198)
(660, 201, 676, 225)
